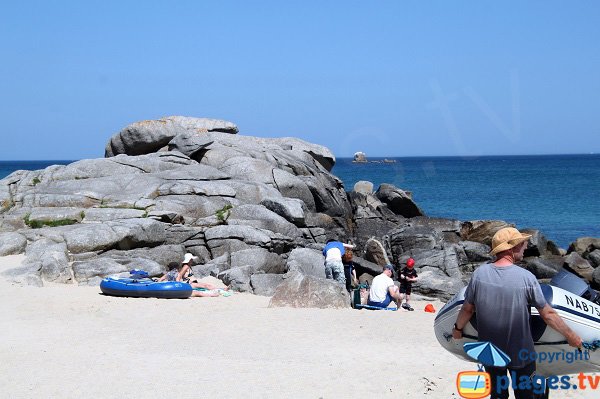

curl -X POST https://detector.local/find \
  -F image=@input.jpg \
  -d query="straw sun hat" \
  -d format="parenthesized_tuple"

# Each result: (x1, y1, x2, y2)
(490, 227, 532, 255)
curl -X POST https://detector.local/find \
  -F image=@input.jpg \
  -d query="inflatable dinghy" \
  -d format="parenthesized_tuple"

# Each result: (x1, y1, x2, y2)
(434, 268, 600, 376)
(100, 277, 193, 299)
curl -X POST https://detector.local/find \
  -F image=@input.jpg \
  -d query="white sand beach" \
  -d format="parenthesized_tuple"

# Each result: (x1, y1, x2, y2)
(0, 254, 597, 399)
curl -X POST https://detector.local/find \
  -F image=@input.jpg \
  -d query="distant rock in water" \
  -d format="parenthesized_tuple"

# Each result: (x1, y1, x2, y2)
(0, 115, 596, 304)
(353, 152, 367, 163)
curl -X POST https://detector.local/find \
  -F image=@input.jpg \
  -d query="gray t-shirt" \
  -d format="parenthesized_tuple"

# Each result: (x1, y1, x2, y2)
(464, 263, 547, 368)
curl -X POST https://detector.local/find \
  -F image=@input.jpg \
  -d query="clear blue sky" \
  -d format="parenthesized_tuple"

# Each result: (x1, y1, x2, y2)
(1, 1, 599, 160)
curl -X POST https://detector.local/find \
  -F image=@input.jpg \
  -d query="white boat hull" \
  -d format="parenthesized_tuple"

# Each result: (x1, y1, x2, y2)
(434, 284, 600, 376)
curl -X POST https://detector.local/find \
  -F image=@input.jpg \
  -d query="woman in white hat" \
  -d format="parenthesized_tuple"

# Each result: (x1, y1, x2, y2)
(178, 253, 227, 292)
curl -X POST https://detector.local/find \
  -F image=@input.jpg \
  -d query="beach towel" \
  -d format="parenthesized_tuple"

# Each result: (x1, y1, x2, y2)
(193, 288, 232, 297)
(354, 304, 398, 311)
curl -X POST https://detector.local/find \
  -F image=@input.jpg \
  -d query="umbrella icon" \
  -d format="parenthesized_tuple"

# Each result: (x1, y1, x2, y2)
(463, 341, 511, 367)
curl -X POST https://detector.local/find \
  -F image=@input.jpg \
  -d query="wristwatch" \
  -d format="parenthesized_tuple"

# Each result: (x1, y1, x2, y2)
(453, 323, 463, 332)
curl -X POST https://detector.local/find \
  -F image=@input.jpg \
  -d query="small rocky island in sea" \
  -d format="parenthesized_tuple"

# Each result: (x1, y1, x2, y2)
(352, 151, 396, 163)
(353, 152, 368, 163)
(0, 116, 598, 307)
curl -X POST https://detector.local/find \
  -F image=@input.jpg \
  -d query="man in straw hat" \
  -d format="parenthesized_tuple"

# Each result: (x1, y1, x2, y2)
(453, 227, 582, 399)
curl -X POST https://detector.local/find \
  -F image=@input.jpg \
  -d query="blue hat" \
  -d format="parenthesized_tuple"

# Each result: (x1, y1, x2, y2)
(384, 264, 394, 271)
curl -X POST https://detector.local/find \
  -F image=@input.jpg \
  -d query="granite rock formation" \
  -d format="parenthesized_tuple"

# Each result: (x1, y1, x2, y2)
(1, 116, 598, 304)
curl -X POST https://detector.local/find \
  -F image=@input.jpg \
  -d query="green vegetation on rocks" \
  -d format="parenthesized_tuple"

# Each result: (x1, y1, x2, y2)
(216, 204, 233, 224)
(24, 213, 78, 229)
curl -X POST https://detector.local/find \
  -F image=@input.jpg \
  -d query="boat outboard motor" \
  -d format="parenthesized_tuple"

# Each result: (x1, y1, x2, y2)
(550, 267, 600, 305)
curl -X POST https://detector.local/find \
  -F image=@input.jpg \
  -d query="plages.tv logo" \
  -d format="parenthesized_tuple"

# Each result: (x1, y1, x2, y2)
(456, 368, 491, 399)
(456, 341, 510, 399)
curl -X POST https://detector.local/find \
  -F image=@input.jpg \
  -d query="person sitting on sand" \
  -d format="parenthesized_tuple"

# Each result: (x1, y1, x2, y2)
(367, 264, 402, 309)
(398, 258, 418, 311)
(157, 261, 219, 297)
(178, 253, 227, 291)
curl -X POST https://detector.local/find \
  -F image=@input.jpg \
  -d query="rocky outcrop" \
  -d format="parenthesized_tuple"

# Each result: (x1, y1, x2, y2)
(460, 220, 513, 246)
(375, 183, 424, 218)
(2, 115, 599, 305)
(269, 271, 350, 308)
(0, 116, 356, 292)
(105, 116, 239, 157)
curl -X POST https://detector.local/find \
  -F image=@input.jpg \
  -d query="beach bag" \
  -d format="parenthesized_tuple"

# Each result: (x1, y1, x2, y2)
(351, 282, 369, 308)
(129, 269, 149, 280)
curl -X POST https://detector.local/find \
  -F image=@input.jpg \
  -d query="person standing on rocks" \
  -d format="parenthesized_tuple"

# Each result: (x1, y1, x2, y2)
(323, 239, 347, 285)
(453, 227, 582, 399)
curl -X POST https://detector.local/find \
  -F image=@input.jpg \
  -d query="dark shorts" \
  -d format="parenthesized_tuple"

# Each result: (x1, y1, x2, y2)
(400, 283, 411, 295)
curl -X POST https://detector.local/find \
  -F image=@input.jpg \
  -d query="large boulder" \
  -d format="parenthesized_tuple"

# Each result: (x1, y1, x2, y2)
(272, 168, 316, 210)
(388, 226, 442, 255)
(568, 238, 600, 258)
(226, 204, 302, 239)
(592, 267, 600, 290)
(0, 232, 27, 256)
(250, 274, 285, 296)
(105, 116, 238, 157)
(24, 239, 71, 283)
(352, 255, 384, 277)
(73, 257, 163, 283)
(269, 272, 350, 308)
(62, 219, 167, 253)
(260, 197, 306, 227)
(204, 225, 272, 257)
(375, 184, 424, 218)
(563, 252, 595, 282)
(523, 256, 563, 279)
(230, 248, 286, 274)
(167, 131, 214, 159)
(285, 248, 325, 278)
(353, 181, 374, 195)
(588, 249, 600, 268)
(100, 245, 186, 269)
(460, 220, 513, 246)
(522, 229, 562, 257)
(460, 240, 492, 263)
(215, 246, 287, 292)
(364, 238, 391, 266)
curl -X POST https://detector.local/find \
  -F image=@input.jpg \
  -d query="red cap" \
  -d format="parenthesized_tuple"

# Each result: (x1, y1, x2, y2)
(406, 258, 415, 267)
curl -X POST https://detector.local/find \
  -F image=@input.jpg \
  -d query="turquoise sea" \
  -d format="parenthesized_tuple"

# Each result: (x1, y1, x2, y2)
(1, 155, 599, 248)
(333, 154, 600, 248)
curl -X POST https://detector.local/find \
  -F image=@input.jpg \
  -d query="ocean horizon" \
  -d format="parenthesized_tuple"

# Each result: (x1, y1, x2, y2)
(2, 154, 599, 248)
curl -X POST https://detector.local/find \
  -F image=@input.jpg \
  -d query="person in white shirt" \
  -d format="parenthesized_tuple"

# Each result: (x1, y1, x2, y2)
(322, 239, 354, 284)
(367, 264, 402, 308)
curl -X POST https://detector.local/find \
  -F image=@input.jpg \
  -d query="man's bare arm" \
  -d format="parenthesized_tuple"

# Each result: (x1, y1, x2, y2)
(538, 304, 582, 348)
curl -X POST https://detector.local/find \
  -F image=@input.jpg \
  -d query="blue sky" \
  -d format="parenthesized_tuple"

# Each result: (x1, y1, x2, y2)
(1, 1, 599, 159)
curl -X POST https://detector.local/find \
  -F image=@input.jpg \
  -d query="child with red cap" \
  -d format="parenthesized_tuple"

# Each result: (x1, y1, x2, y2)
(399, 257, 418, 311)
